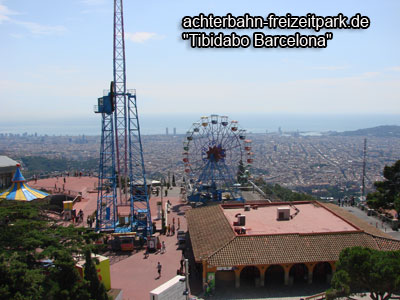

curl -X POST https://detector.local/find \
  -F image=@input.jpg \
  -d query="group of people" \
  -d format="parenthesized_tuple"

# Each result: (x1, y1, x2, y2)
(74, 209, 84, 224)
(166, 223, 175, 236)
(166, 216, 180, 236)
(338, 196, 355, 207)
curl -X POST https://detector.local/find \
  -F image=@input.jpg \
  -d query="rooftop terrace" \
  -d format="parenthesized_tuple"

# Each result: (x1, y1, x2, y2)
(222, 202, 359, 235)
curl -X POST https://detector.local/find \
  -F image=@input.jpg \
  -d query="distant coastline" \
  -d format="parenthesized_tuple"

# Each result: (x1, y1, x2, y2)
(1, 113, 400, 136)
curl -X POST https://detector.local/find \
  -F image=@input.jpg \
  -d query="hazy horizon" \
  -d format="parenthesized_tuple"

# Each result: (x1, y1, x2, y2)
(1, 113, 399, 136)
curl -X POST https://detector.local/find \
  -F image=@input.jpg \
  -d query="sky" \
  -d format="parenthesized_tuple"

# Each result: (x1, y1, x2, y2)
(0, 0, 399, 133)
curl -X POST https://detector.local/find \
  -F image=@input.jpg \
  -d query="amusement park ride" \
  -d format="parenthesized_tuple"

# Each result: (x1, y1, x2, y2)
(183, 115, 253, 203)
(93, 3, 252, 235)
(94, 0, 151, 236)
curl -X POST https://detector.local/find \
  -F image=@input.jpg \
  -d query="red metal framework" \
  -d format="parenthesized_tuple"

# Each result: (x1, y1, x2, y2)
(113, 0, 129, 204)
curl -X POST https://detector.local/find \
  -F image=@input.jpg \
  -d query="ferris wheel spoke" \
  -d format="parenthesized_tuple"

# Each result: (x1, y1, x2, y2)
(224, 143, 242, 152)
(221, 136, 240, 152)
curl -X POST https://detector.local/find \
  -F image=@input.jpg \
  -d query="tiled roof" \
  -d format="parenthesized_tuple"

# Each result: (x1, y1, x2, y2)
(206, 231, 400, 267)
(373, 235, 400, 251)
(187, 203, 400, 266)
(186, 204, 235, 262)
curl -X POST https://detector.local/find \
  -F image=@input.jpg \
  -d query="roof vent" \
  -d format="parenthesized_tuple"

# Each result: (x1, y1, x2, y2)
(234, 226, 246, 234)
(233, 214, 246, 226)
(277, 207, 290, 221)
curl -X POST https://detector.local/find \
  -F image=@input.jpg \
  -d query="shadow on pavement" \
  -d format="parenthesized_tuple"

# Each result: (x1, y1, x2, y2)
(193, 283, 330, 300)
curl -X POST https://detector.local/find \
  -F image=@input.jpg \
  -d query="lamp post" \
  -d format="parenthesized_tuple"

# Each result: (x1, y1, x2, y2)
(185, 258, 190, 300)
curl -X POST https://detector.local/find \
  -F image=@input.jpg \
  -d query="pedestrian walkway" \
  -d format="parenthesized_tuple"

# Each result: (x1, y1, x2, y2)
(29, 176, 98, 227)
(341, 205, 400, 240)
(110, 186, 191, 300)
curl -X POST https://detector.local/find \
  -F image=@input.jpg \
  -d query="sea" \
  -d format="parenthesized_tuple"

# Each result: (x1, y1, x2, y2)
(0, 113, 399, 136)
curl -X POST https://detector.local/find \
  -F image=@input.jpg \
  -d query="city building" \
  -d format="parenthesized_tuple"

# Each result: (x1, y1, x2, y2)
(0, 156, 18, 189)
(187, 201, 400, 290)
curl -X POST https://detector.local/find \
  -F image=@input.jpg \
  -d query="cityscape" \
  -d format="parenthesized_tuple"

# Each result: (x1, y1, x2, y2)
(1, 130, 399, 198)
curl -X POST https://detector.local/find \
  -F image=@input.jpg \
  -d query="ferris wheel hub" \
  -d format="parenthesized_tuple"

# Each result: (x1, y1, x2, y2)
(206, 145, 225, 162)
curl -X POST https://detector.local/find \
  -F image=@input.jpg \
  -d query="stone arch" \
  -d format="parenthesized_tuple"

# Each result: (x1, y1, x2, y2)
(240, 265, 261, 287)
(312, 262, 333, 284)
(289, 263, 308, 284)
(265, 264, 285, 286)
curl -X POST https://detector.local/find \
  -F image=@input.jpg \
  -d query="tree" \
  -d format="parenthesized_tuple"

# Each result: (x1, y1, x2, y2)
(45, 250, 90, 300)
(83, 250, 109, 300)
(0, 253, 45, 300)
(327, 247, 400, 300)
(236, 160, 248, 186)
(252, 177, 314, 202)
(367, 160, 400, 214)
(0, 200, 105, 299)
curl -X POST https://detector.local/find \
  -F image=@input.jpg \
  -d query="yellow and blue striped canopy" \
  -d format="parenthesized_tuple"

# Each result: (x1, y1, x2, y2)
(0, 165, 49, 201)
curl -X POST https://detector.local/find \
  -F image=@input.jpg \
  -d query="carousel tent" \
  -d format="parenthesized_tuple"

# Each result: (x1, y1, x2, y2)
(0, 164, 49, 201)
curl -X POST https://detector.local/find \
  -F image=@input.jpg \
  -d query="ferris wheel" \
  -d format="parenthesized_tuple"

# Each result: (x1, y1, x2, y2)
(183, 115, 253, 202)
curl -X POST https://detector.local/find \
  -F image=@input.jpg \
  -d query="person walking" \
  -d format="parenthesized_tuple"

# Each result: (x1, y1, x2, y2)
(161, 241, 166, 254)
(171, 223, 175, 236)
(157, 262, 162, 278)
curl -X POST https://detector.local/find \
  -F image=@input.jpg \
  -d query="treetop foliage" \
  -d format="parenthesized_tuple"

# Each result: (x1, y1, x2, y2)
(0, 200, 109, 300)
(367, 160, 400, 213)
(327, 247, 400, 300)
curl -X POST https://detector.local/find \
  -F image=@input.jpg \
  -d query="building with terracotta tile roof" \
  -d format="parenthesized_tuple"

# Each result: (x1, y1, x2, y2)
(186, 201, 400, 290)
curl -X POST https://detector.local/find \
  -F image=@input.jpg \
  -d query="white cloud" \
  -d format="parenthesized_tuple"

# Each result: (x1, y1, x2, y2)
(0, 3, 66, 35)
(0, 3, 17, 23)
(125, 32, 164, 43)
(11, 20, 66, 35)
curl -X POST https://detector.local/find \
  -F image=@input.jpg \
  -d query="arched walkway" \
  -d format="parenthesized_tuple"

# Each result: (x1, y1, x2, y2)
(240, 266, 260, 287)
(265, 265, 285, 286)
(289, 263, 308, 284)
(313, 262, 333, 283)
(215, 270, 235, 289)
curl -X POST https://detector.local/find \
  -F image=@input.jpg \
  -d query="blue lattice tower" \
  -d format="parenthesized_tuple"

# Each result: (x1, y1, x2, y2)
(128, 90, 152, 235)
(95, 85, 117, 231)
(95, 0, 152, 235)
